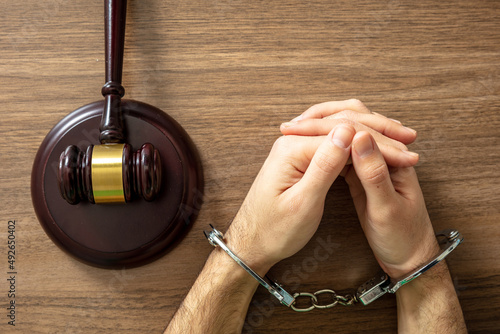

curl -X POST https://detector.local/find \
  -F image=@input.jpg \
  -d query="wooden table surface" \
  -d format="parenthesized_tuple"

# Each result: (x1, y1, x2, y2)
(1, 0, 499, 333)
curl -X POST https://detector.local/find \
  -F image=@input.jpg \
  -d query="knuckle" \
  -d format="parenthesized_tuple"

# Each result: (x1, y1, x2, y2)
(272, 135, 292, 153)
(348, 99, 368, 111)
(308, 104, 320, 113)
(304, 103, 322, 117)
(313, 149, 339, 175)
(363, 162, 389, 185)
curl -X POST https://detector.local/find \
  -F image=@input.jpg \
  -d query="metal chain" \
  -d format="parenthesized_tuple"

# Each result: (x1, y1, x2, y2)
(290, 289, 358, 312)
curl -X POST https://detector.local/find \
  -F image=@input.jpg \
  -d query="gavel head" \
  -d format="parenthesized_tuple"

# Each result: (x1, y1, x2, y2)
(57, 143, 161, 205)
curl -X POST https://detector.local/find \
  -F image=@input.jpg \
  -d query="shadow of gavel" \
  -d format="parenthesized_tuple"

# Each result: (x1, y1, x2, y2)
(57, 0, 160, 204)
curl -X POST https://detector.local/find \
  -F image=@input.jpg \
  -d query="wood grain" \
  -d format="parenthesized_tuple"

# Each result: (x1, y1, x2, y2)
(0, 0, 499, 333)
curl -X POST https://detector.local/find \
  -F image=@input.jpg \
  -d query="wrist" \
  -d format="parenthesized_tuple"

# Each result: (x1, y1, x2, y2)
(222, 226, 275, 277)
(380, 234, 441, 279)
(206, 247, 261, 290)
(224, 209, 277, 276)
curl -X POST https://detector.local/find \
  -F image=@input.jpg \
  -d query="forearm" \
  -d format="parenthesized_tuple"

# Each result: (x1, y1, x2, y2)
(165, 248, 261, 334)
(396, 261, 466, 334)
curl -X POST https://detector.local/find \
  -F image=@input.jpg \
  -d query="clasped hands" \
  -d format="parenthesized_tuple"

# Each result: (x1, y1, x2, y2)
(165, 99, 466, 334)
(224, 99, 439, 280)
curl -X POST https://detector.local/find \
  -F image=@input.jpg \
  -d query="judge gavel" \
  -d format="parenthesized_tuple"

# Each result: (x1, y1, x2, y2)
(31, 0, 203, 267)
(57, 0, 160, 205)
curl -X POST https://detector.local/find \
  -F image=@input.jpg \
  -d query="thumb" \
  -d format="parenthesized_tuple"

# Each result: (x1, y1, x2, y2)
(297, 124, 355, 198)
(351, 131, 396, 207)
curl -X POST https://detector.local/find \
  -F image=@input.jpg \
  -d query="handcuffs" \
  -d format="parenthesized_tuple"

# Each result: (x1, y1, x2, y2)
(204, 225, 463, 311)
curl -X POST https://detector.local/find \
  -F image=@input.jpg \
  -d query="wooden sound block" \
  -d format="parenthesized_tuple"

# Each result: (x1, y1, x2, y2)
(31, 100, 203, 268)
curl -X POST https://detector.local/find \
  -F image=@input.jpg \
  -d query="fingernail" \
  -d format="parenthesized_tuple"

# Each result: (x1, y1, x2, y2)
(404, 126, 417, 135)
(353, 134, 374, 158)
(281, 121, 296, 128)
(389, 118, 402, 124)
(404, 150, 419, 158)
(332, 125, 353, 149)
(291, 114, 303, 122)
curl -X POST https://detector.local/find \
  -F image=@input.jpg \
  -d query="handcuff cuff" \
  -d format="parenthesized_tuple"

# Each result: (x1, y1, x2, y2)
(204, 225, 463, 312)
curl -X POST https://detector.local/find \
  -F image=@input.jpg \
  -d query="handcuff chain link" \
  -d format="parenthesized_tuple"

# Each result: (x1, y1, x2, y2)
(291, 289, 358, 312)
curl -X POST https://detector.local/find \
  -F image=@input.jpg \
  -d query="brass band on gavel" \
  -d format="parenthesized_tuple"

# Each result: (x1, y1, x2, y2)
(91, 144, 126, 203)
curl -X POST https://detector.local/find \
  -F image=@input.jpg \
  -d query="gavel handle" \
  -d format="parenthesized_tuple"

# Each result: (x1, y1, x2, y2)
(100, 0, 127, 144)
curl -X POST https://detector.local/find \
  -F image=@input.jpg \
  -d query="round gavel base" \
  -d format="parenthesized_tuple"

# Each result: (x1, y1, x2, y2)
(31, 100, 203, 268)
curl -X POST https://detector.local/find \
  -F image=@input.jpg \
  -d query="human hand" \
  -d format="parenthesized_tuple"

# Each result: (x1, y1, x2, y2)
(280, 99, 419, 167)
(345, 131, 439, 278)
(224, 124, 356, 275)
